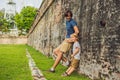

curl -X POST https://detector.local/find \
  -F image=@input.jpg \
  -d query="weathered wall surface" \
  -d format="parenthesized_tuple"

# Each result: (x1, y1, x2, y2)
(28, 0, 120, 80)
(0, 36, 27, 44)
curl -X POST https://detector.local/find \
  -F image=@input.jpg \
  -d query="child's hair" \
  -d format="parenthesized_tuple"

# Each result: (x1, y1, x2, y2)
(71, 33, 78, 40)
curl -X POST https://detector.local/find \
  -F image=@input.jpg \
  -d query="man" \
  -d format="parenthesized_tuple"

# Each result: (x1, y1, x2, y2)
(49, 10, 79, 72)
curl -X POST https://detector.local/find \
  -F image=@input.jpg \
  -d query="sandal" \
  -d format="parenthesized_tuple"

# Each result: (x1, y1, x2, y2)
(61, 72, 69, 77)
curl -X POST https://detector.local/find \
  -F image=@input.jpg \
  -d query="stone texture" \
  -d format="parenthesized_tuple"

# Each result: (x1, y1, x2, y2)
(0, 36, 27, 44)
(28, 0, 120, 80)
(26, 49, 46, 80)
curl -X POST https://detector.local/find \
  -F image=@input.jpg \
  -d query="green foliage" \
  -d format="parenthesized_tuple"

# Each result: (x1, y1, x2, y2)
(0, 11, 4, 19)
(14, 13, 23, 30)
(14, 6, 37, 33)
(0, 11, 13, 32)
(0, 18, 11, 32)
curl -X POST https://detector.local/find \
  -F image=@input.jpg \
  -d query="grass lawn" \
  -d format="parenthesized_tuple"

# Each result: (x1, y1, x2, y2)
(0, 45, 32, 80)
(27, 45, 91, 80)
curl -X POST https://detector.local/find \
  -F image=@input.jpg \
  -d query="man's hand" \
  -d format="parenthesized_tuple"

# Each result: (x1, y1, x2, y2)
(74, 26, 79, 35)
(71, 54, 74, 58)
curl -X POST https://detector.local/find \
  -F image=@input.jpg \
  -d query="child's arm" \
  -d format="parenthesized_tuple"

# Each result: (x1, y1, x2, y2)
(65, 38, 74, 42)
(71, 47, 80, 57)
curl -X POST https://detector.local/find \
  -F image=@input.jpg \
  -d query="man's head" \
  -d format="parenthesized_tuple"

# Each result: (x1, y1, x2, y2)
(64, 10, 73, 21)
(70, 33, 78, 42)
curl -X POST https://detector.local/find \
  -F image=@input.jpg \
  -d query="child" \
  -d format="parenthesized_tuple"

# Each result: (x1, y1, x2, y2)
(61, 33, 81, 76)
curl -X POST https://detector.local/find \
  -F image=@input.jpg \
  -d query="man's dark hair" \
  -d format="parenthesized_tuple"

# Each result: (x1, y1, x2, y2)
(64, 10, 73, 17)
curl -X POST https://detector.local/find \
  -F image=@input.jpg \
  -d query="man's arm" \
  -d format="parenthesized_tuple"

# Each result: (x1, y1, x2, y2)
(74, 26, 79, 35)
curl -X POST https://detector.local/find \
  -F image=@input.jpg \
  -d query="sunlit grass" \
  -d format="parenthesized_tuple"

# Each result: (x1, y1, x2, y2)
(0, 45, 32, 80)
(27, 45, 90, 80)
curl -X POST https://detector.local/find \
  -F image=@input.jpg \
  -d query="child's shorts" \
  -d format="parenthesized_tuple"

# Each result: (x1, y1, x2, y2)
(70, 58, 79, 69)
(56, 41, 72, 53)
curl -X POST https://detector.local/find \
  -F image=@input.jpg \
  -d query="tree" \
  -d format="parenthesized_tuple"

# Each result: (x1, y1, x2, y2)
(14, 6, 37, 34)
(0, 11, 4, 29)
(0, 11, 4, 19)
(0, 11, 11, 33)
(0, 19, 12, 32)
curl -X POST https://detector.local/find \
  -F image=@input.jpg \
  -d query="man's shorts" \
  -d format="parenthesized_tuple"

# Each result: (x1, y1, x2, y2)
(56, 41, 72, 53)
(70, 58, 79, 69)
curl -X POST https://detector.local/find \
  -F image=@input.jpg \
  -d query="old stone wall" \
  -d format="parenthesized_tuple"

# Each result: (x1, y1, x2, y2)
(0, 36, 27, 44)
(28, 0, 120, 80)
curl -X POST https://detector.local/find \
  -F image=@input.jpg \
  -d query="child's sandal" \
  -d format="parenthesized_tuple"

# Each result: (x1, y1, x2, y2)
(61, 72, 69, 77)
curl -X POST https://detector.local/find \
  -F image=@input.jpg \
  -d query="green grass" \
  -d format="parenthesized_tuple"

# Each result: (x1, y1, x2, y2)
(0, 45, 32, 80)
(27, 45, 90, 80)
(0, 44, 90, 80)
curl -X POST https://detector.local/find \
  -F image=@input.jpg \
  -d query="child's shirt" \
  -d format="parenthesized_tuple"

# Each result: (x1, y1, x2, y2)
(73, 41, 81, 60)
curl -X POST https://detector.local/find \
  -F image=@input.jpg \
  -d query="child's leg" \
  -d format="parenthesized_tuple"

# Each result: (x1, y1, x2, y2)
(61, 66, 72, 77)
(67, 67, 75, 75)
(66, 58, 79, 75)
(66, 66, 72, 73)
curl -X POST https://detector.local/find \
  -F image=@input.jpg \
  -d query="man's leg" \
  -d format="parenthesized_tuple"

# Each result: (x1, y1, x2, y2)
(53, 47, 60, 56)
(52, 50, 63, 69)
(62, 56, 67, 62)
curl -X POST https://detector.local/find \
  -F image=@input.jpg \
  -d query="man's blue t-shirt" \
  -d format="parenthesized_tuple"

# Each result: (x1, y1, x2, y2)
(66, 19, 77, 38)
